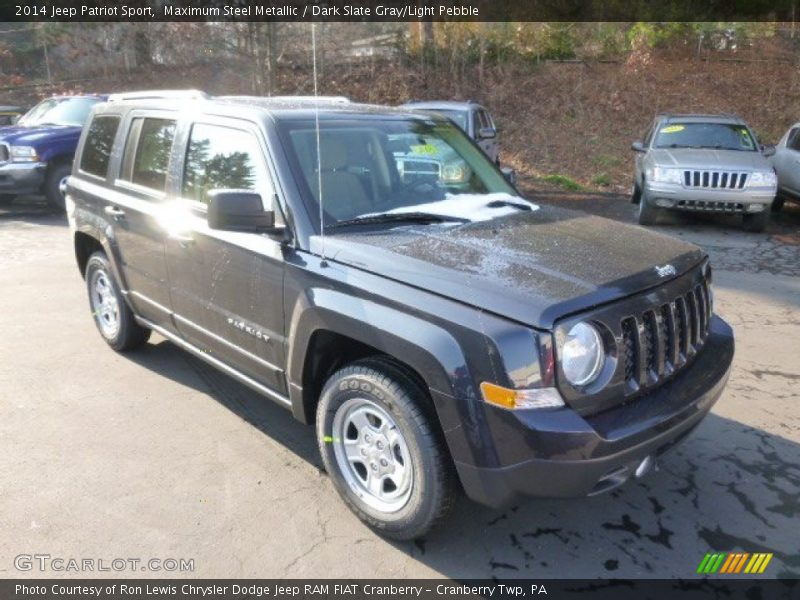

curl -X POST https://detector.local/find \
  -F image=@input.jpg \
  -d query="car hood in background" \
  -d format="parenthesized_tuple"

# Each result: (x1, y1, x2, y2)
(0, 124, 81, 146)
(313, 203, 705, 329)
(649, 148, 772, 171)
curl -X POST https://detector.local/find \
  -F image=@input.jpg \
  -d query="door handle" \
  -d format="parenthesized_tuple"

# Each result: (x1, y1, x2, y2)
(104, 205, 126, 219)
(169, 233, 195, 248)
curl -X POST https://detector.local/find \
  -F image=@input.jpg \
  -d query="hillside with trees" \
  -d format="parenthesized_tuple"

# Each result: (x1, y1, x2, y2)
(1, 22, 798, 191)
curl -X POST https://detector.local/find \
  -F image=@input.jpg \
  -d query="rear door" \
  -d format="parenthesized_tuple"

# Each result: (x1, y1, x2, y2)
(98, 112, 177, 327)
(774, 126, 800, 197)
(165, 117, 288, 394)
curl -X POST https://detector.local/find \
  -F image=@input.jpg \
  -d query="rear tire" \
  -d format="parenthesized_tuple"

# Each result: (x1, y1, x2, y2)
(316, 357, 455, 540)
(742, 210, 769, 233)
(85, 251, 150, 351)
(637, 190, 661, 226)
(44, 163, 71, 211)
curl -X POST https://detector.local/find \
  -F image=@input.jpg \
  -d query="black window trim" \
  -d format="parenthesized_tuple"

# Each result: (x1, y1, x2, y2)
(176, 116, 278, 215)
(78, 114, 122, 182)
(114, 109, 179, 200)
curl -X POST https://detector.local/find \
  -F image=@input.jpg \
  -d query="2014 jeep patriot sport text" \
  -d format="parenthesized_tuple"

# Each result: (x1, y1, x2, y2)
(67, 91, 734, 540)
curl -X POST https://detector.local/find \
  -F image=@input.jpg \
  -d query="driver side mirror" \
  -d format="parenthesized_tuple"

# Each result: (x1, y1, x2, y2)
(478, 127, 496, 140)
(207, 190, 279, 233)
(631, 141, 646, 153)
(761, 144, 776, 157)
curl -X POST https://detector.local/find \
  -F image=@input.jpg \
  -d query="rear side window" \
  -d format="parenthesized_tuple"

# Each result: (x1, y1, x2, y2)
(80, 116, 120, 178)
(121, 117, 176, 193)
(182, 123, 271, 204)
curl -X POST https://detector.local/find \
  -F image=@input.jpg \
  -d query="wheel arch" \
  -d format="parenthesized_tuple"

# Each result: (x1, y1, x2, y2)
(73, 229, 129, 295)
(286, 289, 472, 427)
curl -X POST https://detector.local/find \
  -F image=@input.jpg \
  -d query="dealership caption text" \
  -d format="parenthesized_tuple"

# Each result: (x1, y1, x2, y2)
(15, 3, 479, 19)
(16, 584, 548, 597)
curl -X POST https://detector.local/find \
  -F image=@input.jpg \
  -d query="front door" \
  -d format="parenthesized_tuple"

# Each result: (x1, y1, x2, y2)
(165, 119, 287, 394)
(774, 127, 800, 197)
(475, 109, 499, 163)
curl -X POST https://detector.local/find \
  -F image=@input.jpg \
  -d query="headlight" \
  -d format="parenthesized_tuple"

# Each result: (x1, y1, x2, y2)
(561, 322, 605, 386)
(748, 171, 777, 188)
(649, 167, 683, 185)
(441, 163, 469, 184)
(10, 146, 39, 162)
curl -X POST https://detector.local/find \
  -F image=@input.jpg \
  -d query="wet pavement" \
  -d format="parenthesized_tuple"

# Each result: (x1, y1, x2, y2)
(0, 194, 798, 579)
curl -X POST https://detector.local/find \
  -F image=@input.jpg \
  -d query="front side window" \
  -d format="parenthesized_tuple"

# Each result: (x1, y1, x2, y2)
(80, 116, 120, 178)
(277, 117, 517, 229)
(653, 122, 757, 152)
(182, 123, 271, 204)
(788, 128, 800, 152)
(121, 117, 176, 192)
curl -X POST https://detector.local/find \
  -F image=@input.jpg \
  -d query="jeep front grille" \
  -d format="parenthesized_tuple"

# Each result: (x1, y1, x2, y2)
(398, 158, 440, 181)
(676, 200, 746, 213)
(620, 277, 711, 393)
(554, 263, 713, 416)
(683, 170, 747, 189)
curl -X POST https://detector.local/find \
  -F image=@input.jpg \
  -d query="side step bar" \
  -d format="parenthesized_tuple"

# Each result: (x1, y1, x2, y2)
(135, 316, 293, 410)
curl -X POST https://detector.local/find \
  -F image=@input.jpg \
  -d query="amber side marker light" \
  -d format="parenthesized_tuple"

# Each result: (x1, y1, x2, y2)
(480, 382, 564, 410)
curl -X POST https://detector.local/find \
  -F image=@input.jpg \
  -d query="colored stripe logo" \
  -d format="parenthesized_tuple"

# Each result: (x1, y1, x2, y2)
(697, 552, 773, 574)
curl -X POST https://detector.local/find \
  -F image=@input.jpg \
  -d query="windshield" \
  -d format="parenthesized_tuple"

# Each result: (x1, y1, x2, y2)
(427, 109, 468, 132)
(276, 116, 517, 231)
(653, 122, 757, 151)
(18, 97, 100, 127)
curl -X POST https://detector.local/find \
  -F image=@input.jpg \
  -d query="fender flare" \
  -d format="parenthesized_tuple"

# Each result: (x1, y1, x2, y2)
(285, 287, 476, 427)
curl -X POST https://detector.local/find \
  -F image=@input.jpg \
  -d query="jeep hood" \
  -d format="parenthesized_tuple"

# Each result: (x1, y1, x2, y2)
(650, 148, 771, 170)
(314, 203, 704, 329)
(0, 124, 80, 146)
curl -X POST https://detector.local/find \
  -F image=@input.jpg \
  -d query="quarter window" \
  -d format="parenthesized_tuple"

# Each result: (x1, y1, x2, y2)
(182, 123, 271, 205)
(80, 116, 120, 178)
(121, 117, 176, 192)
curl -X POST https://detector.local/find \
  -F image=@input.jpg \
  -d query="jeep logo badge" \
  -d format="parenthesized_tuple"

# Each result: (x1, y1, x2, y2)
(655, 264, 677, 278)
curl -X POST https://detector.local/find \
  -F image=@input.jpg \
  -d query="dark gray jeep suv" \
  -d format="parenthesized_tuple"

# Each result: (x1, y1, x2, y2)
(67, 91, 734, 540)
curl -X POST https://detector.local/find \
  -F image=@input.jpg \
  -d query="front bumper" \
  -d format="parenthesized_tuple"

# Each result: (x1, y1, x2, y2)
(451, 315, 734, 507)
(0, 161, 47, 195)
(645, 181, 775, 213)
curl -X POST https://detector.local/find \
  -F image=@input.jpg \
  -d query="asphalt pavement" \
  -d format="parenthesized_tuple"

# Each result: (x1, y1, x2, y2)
(0, 194, 798, 579)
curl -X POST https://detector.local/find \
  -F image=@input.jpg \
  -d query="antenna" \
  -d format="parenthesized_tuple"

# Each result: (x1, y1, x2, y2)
(312, 23, 327, 267)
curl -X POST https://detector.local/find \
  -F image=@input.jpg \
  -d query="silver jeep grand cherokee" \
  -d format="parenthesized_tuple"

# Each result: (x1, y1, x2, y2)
(631, 114, 777, 232)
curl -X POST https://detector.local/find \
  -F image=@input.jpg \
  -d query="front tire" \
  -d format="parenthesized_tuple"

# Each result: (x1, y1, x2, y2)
(742, 210, 769, 233)
(637, 189, 662, 225)
(316, 358, 455, 540)
(0, 194, 16, 205)
(44, 162, 71, 211)
(631, 181, 642, 204)
(771, 195, 785, 213)
(85, 251, 150, 351)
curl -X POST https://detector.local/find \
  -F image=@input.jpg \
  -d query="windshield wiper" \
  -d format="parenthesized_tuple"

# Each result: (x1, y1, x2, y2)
(327, 211, 469, 230)
(486, 199, 533, 211)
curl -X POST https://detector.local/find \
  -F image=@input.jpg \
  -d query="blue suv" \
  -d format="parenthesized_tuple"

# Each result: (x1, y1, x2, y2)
(0, 94, 105, 210)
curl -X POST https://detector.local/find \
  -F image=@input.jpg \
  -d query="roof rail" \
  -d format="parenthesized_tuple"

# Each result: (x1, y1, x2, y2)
(659, 112, 742, 121)
(108, 90, 209, 102)
(266, 95, 350, 104)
